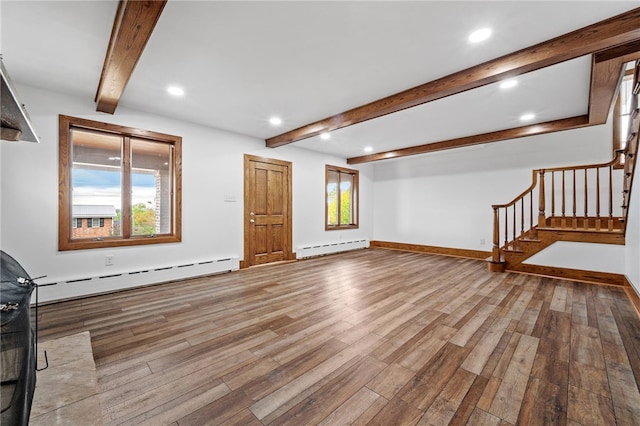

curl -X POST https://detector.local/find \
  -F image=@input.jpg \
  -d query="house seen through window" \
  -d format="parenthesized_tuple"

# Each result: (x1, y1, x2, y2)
(72, 205, 113, 237)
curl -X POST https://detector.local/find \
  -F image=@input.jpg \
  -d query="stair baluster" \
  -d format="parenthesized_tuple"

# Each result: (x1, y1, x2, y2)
(572, 169, 577, 229)
(562, 170, 566, 228)
(596, 167, 601, 230)
(584, 169, 588, 229)
(551, 172, 556, 220)
(610, 161, 615, 230)
(538, 170, 545, 227)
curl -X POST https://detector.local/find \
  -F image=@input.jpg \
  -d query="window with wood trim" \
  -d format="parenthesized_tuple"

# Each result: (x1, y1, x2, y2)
(614, 65, 635, 168)
(59, 115, 182, 250)
(325, 165, 358, 230)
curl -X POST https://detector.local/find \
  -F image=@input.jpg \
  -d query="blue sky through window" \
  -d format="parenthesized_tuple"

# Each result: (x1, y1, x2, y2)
(72, 169, 156, 207)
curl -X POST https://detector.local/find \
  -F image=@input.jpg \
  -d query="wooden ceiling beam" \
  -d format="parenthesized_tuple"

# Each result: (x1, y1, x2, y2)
(267, 7, 640, 148)
(589, 40, 640, 124)
(594, 39, 640, 63)
(95, 0, 167, 114)
(346, 116, 590, 165)
(588, 57, 626, 125)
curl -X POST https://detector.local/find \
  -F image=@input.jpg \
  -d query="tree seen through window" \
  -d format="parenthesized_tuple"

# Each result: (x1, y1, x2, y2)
(326, 165, 359, 229)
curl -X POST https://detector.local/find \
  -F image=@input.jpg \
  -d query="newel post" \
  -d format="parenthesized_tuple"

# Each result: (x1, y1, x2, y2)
(538, 169, 546, 227)
(492, 206, 500, 262)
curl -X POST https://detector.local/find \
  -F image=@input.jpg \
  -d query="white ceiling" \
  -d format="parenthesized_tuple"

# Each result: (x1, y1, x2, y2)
(1, 1, 638, 160)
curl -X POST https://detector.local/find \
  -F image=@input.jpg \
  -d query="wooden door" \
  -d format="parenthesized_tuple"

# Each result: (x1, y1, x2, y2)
(244, 155, 292, 267)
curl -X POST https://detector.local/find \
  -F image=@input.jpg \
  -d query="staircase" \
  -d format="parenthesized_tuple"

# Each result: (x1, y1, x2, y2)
(488, 60, 640, 274)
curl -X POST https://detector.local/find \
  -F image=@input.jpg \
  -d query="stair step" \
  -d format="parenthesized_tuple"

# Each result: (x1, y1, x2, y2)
(501, 238, 541, 252)
(538, 227, 624, 234)
(502, 246, 524, 253)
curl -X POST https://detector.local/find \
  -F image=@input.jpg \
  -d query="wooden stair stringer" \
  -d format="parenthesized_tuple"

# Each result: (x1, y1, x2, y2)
(501, 227, 625, 270)
(506, 262, 626, 287)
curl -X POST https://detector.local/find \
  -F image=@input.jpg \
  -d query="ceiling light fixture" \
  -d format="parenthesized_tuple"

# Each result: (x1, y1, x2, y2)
(167, 86, 184, 96)
(520, 113, 536, 121)
(499, 79, 518, 89)
(320, 132, 331, 140)
(269, 117, 282, 126)
(364, 146, 373, 153)
(468, 28, 492, 43)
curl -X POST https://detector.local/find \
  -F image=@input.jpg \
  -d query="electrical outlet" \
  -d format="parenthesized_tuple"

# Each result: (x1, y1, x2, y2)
(105, 255, 114, 266)
(480, 238, 486, 246)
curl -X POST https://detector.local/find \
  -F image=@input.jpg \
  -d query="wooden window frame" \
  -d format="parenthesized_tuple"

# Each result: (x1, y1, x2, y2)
(614, 68, 635, 169)
(59, 115, 182, 251)
(325, 164, 359, 230)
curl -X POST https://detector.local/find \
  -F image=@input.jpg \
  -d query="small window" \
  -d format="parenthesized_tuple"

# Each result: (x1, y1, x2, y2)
(59, 115, 182, 250)
(614, 64, 635, 168)
(326, 165, 359, 230)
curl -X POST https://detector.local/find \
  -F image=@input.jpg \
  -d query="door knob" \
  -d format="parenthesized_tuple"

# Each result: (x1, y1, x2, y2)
(250, 219, 255, 223)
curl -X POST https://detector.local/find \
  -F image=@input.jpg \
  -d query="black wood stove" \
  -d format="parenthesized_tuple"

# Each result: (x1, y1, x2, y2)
(1, 251, 36, 426)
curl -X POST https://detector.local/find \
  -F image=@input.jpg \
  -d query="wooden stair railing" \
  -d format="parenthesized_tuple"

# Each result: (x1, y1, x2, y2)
(490, 155, 624, 266)
(490, 171, 539, 263)
(490, 59, 640, 272)
(537, 154, 625, 232)
(622, 60, 640, 230)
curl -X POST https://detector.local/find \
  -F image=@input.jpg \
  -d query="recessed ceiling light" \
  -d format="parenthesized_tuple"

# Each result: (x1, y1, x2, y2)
(269, 117, 282, 126)
(520, 113, 536, 121)
(320, 132, 331, 140)
(364, 146, 373, 153)
(167, 86, 184, 96)
(468, 28, 492, 43)
(499, 79, 518, 89)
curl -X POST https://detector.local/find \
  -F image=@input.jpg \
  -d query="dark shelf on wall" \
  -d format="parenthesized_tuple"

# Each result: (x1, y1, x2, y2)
(1, 56, 40, 143)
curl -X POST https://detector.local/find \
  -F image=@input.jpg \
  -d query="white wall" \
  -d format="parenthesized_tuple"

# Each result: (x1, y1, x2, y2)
(372, 124, 618, 262)
(0, 85, 372, 300)
(626, 162, 640, 292)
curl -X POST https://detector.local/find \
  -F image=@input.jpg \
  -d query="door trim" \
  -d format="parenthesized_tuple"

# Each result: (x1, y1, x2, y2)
(242, 154, 293, 268)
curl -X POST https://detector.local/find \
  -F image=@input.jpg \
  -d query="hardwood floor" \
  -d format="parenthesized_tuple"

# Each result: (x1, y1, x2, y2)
(37, 248, 640, 425)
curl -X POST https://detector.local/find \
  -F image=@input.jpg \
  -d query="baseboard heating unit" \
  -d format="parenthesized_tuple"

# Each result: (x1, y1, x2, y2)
(296, 239, 369, 259)
(37, 257, 239, 304)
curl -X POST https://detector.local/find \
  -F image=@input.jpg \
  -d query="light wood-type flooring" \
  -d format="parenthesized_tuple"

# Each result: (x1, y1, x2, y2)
(37, 248, 640, 425)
